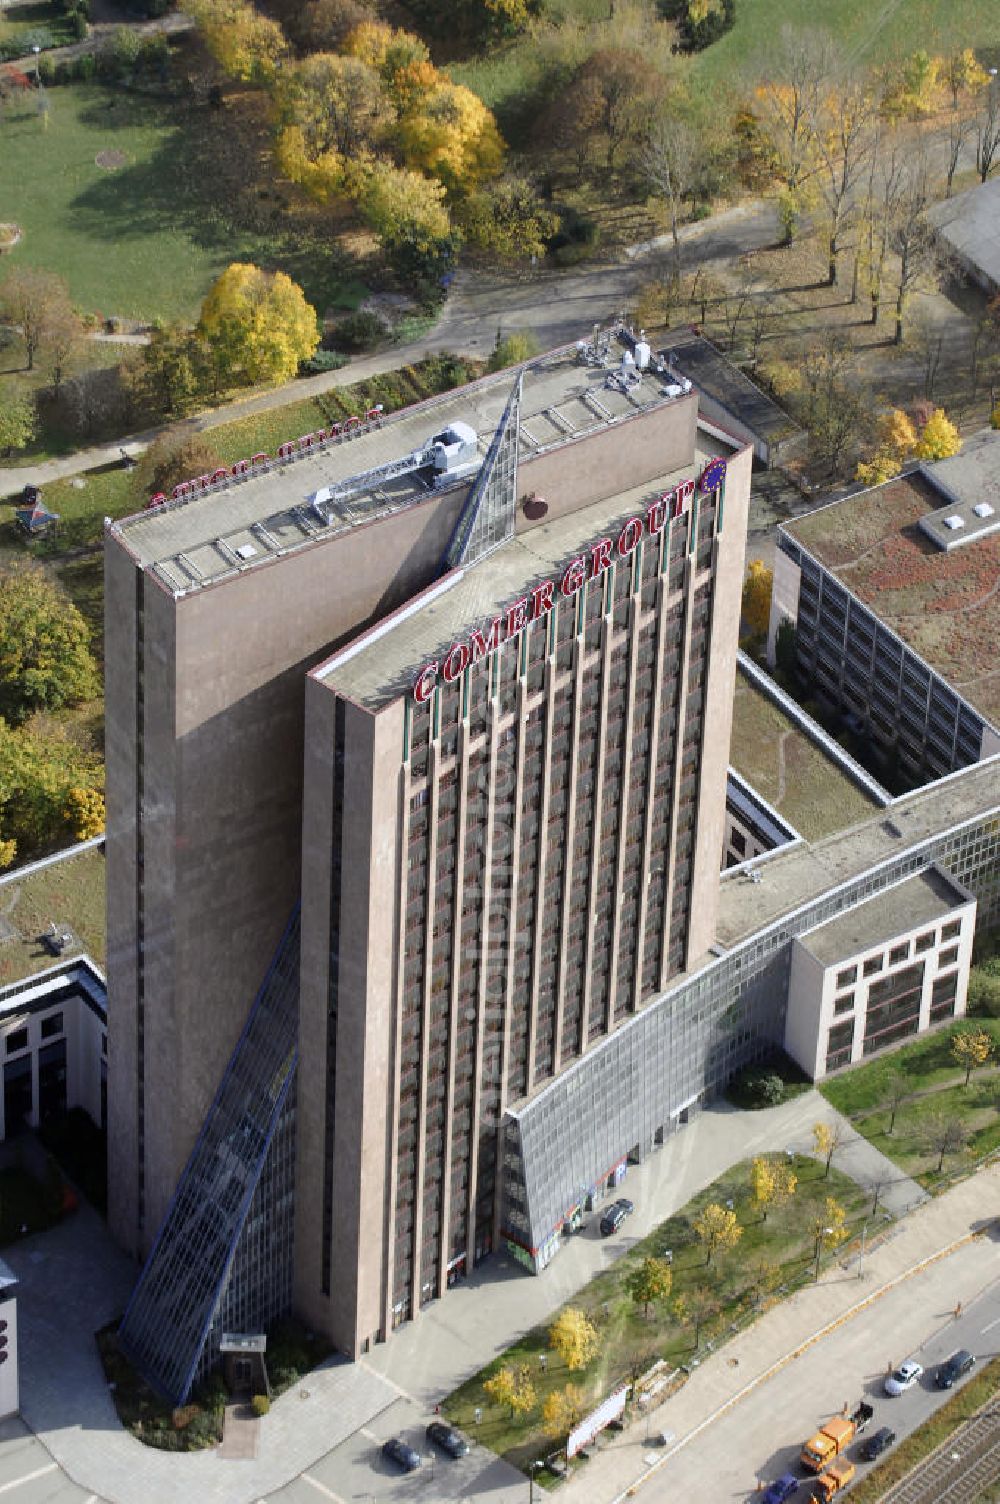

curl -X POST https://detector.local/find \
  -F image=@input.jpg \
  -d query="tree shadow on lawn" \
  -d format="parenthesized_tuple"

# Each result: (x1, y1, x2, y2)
(68, 89, 364, 315)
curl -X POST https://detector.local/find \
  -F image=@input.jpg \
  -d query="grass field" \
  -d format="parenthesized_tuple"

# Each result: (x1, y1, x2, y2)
(820, 1020, 1000, 1186)
(0, 843, 106, 985)
(454, 0, 1000, 139)
(690, 0, 1000, 88)
(0, 0, 75, 53)
(0, 81, 368, 323)
(444, 1154, 868, 1472)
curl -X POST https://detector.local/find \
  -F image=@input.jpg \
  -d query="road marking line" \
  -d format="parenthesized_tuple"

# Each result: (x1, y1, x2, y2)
(981, 1315, 1000, 1333)
(0, 1464, 58, 1495)
(301, 1476, 345, 1504)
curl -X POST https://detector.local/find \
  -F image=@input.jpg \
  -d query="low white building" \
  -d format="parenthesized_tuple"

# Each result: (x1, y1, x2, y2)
(0, 959, 106, 1138)
(784, 864, 975, 1080)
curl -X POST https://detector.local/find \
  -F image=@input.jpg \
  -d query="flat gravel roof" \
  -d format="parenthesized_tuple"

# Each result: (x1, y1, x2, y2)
(783, 466, 1000, 731)
(798, 864, 967, 966)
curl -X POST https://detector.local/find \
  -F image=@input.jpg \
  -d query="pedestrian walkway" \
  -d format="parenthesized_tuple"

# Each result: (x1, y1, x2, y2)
(0, 342, 445, 496)
(796, 1098, 929, 1218)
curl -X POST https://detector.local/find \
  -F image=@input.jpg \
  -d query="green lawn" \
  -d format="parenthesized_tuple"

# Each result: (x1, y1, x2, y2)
(0, 843, 106, 986)
(444, 1155, 868, 1473)
(0, 80, 367, 324)
(0, 1, 75, 53)
(820, 1020, 1000, 1186)
(820, 1021, 1000, 1116)
(453, 0, 1000, 134)
(690, 0, 1000, 89)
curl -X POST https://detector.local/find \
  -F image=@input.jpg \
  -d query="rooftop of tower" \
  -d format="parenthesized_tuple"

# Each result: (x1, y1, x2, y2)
(108, 337, 701, 597)
(312, 427, 734, 712)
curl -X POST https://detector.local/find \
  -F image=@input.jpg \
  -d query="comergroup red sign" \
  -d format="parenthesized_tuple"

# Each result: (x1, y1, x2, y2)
(413, 456, 726, 703)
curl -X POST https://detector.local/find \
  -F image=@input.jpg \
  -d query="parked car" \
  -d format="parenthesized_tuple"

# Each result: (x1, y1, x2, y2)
(936, 1350, 975, 1389)
(884, 1360, 923, 1396)
(382, 1437, 421, 1471)
(599, 1198, 634, 1236)
(426, 1421, 469, 1458)
(760, 1473, 800, 1503)
(860, 1426, 896, 1462)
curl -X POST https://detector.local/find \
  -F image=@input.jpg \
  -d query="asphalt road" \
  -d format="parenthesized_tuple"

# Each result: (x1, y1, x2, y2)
(634, 1230, 1000, 1503)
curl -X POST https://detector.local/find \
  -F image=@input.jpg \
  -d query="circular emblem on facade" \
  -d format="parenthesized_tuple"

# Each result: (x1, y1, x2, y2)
(700, 457, 727, 494)
(523, 493, 548, 520)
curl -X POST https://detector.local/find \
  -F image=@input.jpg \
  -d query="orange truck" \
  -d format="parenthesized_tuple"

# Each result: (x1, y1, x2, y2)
(810, 1458, 856, 1500)
(800, 1402, 873, 1472)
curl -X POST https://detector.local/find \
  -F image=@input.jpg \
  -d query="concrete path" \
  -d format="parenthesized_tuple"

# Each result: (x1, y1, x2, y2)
(218, 1404, 257, 1461)
(794, 1096, 930, 1219)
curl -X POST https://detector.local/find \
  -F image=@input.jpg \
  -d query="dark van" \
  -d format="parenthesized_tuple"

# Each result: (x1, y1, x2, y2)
(936, 1349, 975, 1389)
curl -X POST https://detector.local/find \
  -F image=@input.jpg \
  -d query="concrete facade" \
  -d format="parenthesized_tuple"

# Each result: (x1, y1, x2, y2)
(298, 405, 750, 1354)
(784, 865, 976, 1080)
(0, 960, 106, 1140)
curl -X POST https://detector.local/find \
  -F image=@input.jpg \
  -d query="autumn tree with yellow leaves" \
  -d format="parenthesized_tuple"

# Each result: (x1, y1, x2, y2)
(913, 408, 961, 461)
(483, 1362, 536, 1418)
(741, 560, 773, 636)
(750, 1155, 797, 1222)
(197, 264, 320, 389)
(542, 1384, 586, 1440)
(951, 1028, 994, 1086)
(692, 1202, 742, 1264)
(548, 1307, 599, 1371)
(855, 408, 918, 486)
(186, 0, 287, 85)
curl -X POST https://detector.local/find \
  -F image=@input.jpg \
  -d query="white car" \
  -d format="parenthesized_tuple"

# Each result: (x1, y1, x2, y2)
(884, 1360, 923, 1396)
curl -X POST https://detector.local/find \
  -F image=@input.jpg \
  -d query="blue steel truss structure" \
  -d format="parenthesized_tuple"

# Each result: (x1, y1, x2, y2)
(118, 910, 300, 1404)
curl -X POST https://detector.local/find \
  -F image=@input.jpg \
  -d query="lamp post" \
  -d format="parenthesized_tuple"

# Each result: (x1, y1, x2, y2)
(814, 1227, 833, 1282)
(528, 1459, 544, 1502)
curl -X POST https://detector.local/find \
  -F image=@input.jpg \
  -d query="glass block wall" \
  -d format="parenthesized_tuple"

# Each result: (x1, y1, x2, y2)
(118, 910, 300, 1404)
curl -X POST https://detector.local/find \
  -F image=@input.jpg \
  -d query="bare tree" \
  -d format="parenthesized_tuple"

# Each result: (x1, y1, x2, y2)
(41, 298, 83, 398)
(945, 109, 977, 198)
(866, 1172, 892, 1216)
(881, 1070, 910, 1135)
(686, 267, 727, 329)
(1, 267, 68, 371)
(910, 308, 947, 399)
(800, 333, 870, 473)
(642, 116, 704, 279)
(888, 152, 941, 345)
(753, 26, 836, 205)
(746, 286, 777, 366)
(855, 125, 906, 323)
(812, 72, 878, 286)
(974, 77, 1000, 183)
(721, 267, 756, 352)
(921, 1113, 969, 1174)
